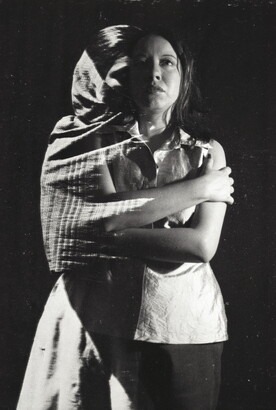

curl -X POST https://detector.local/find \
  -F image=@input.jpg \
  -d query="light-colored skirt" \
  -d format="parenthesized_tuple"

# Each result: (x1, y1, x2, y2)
(17, 275, 141, 410)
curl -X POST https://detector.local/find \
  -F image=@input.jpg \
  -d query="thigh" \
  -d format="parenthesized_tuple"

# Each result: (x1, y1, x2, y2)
(139, 342, 223, 410)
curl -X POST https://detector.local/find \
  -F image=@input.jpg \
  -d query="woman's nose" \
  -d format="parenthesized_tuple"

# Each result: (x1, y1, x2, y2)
(149, 62, 161, 81)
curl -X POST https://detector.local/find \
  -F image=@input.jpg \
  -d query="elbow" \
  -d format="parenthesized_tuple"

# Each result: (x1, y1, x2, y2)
(197, 237, 218, 263)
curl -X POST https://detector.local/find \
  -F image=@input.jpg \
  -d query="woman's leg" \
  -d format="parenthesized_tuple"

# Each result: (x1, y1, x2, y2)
(139, 342, 223, 410)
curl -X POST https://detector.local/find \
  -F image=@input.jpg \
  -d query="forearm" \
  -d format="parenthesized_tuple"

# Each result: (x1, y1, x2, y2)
(95, 226, 208, 263)
(95, 201, 226, 264)
(102, 176, 208, 231)
(96, 190, 227, 264)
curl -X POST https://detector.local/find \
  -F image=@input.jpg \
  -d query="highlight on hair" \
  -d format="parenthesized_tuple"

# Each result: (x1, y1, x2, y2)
(86, 25, 142, 79)
(84, 25, 142, 121)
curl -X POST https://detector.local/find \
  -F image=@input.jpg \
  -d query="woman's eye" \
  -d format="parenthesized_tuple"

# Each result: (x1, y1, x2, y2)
(160, 59, 174, 67)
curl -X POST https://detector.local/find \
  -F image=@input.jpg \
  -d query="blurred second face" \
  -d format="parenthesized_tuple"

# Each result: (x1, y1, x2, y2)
(130, 35, 182, 116)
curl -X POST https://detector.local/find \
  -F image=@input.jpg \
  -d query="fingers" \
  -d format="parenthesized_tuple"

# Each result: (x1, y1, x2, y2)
(220, 168, 234, 205)
(227, 177, 235, 204)
(220, 166, 232, 175)
(226, 186, 235, 205)
(226, 195, 234, 205)
(203, 158, 235, 204)
(229, 177, 234, 186)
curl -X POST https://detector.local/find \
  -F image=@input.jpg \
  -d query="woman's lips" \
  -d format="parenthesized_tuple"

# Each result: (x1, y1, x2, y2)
(146, 85, 165, 94)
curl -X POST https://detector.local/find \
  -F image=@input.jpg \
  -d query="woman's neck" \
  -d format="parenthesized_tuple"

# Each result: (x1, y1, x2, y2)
(138, 111, 174, 153)
(138, 111, 170, 138)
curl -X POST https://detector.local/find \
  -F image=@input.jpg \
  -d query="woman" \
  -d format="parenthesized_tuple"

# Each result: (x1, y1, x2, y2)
(17, 25, 234, 410)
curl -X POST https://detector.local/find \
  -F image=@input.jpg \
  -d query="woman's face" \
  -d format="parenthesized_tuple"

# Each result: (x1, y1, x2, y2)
(130, 35, 182, 116)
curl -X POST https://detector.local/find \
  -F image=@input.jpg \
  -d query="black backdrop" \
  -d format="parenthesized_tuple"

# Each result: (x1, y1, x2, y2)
(0, 0, 275, 409)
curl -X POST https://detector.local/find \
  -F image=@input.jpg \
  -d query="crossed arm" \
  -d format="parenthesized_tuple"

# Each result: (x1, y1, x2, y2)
(95, 140, 233, 263)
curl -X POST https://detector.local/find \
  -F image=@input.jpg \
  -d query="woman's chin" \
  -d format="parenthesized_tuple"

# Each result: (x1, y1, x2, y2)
(140, 101, 169, 116)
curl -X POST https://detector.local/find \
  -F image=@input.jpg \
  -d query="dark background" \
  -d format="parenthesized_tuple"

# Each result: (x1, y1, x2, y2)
(0, 0, 275, 409)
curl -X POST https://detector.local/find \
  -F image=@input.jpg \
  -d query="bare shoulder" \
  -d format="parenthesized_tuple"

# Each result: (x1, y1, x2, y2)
(209, 139, 226, 168)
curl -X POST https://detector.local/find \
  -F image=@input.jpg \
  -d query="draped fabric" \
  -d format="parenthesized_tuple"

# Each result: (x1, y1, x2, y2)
(49, 24, 142, 143)
(41, 25, 143, 273)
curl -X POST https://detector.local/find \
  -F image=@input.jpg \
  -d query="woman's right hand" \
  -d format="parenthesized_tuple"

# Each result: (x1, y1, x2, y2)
(201, 154, 234, 205)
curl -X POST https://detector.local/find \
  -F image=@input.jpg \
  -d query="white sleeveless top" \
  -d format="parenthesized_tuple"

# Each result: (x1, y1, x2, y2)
(127, 123, 228, 343)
